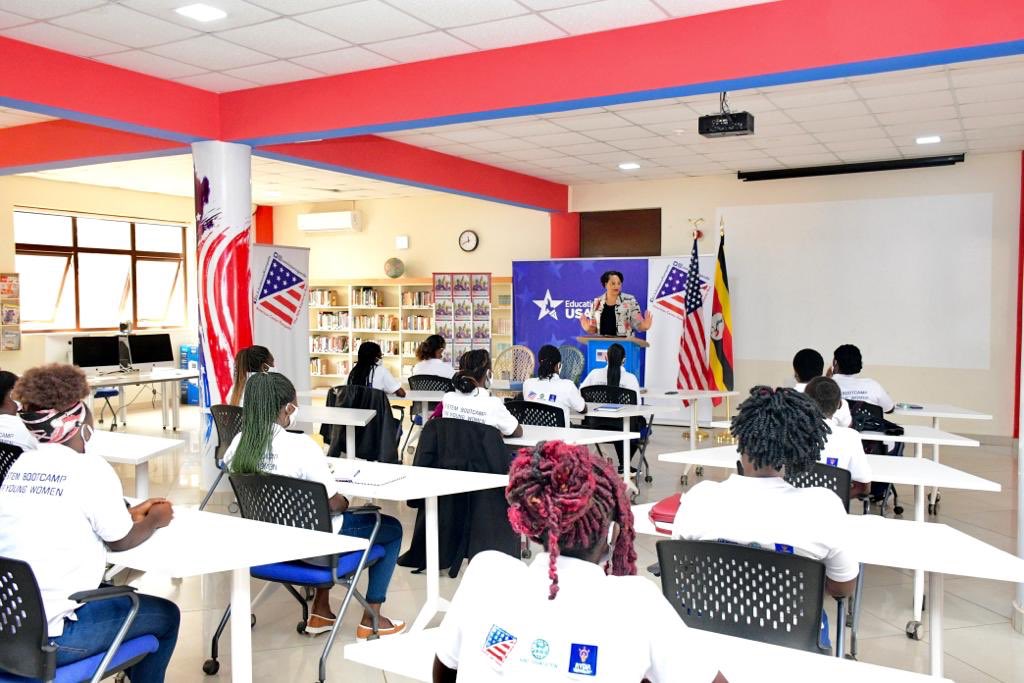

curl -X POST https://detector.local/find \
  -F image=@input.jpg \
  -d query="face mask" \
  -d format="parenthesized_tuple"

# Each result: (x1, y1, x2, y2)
(13, 399, 21, 412)
(485, 369, 492, 389)
(599, 523, 615, 566)
(80, 423, 95, 453)
(285, 403, 298, 429)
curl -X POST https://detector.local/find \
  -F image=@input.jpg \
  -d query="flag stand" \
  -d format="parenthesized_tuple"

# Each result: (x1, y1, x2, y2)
(714, 395, 737, 444)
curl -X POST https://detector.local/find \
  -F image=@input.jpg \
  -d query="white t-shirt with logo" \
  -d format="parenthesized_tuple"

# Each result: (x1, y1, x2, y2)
(831, 374, 895, 413)
(0, 413, 38, 452)
(672, 474, 859, 582)
(821, 418, 872, 484)
(793, 382, 852, 428)
(411, 358, 455, 379)
(442, 388, 519, 436)
(579, 367, 641, 394)
(522, 376, 586, 425)
(0, 443, 134, 636)
(357, 363, 402, 395)
(435, 550, 720, 682)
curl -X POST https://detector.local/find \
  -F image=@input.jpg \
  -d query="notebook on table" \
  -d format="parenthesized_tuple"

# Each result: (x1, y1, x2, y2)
(330, 462, 406, 486)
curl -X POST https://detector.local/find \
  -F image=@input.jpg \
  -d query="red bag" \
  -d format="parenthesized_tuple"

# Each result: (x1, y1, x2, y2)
(648, 493, 681, 535)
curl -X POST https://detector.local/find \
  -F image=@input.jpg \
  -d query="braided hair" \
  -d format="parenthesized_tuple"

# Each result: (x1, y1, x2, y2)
(416, 334, 446, 362)
(506, 440, 637, 600)
(605, 343, 625, 387)
(348, 342, 382, 387)
(730, 386, 828, 475)
(452, 349, 491, 394)
(536, 345, 560, 380)
(229, 372, 296, 475)
(230, 345, 273, 406)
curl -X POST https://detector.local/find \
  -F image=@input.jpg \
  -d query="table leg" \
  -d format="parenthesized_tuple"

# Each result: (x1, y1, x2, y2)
(135, 463, 149, 499)
(411, 496, 442, 631)
(118, 388, 127, 426)
(346, 425, 356, 460)
(929, 417, 941, 510)
(160, 380, 169, 430)
(622, 417, 636, 494)
(928, 571, 944, 677)
(914, 441, 925, 623)
(230, 566, 253, 683)
(689, 402, 698, 450)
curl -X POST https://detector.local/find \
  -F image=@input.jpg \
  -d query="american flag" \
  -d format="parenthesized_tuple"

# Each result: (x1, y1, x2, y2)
(482, 625, 517, 665)
(255, 252, 307, 328)
(656, 240, 712, 401)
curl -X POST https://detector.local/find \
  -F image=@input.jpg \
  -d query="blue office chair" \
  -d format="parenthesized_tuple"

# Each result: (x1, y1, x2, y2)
(93, 388, 120, 431)
(0, 556, 159, 683)
(203, 473, 386, 683)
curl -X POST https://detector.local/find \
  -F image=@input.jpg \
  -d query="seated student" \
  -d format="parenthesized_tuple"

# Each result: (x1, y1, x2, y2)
(804, 377, 872, 499)
(441, 349, 522, 437)
(412, 334, 455, 379)
(792, 348, 852, 427)
(829, 344, 895, 413)
(0, 364, 179, 681)
(0, 370, 37, 451)
(673, 387, 859, 601)
(348, 342, 406, 398)
(225, 372, 405, 638)
(228, 344, 274, 406)
(579, 343, 642, 473)
(433, 440, 726, 683)
(522, 345, 586, 424)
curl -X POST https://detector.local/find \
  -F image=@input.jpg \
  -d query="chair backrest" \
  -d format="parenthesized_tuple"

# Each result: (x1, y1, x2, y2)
(408, 375, 454, 392)
(210, 404, 244, 465)
(580, 384, 638, 405)
(0, 442, 24, 483)
(504, 400, 566, 428)
(656, 539, 827, 654)
(228, 472, 333, 534)
(492, 345, 535, 382)
(0, 556, 55, 680)
(784, 462, 852, 511)
(557, 345, 585, 385)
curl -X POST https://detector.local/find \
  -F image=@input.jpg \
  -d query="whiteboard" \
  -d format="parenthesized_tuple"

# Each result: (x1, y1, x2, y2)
(718, 194, 993, 369)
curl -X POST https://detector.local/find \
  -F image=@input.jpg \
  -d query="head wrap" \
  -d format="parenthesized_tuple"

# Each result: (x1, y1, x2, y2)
(20, 401, 88, 444)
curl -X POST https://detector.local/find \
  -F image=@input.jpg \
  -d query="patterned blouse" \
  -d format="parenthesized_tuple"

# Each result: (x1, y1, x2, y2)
(590, 293, 643, 337)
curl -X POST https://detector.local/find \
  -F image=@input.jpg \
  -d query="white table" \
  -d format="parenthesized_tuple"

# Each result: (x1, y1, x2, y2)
(295, 404, 375, 461)
(642, 389, 739, 450)
(91, 430, 184, 497)
(572, 402, 679, 492)
(503, 424, 638, 448)
(107, 506, 367, 683)
(331, 460, 509, 632)
(87, 368, 198, 431)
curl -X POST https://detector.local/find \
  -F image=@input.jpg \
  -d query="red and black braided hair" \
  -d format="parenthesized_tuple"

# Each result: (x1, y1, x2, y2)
(506, 440, 637, 600)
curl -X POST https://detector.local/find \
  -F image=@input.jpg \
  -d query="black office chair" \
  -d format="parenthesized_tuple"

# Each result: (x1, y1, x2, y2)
(199, 404, 244, 510)
(204, 473, 384, 683)
(505, 400, 566, 428)
(0, 443, 23, 483)
(0, 556, 159, 683)
(848, 399, 905, 516)
(402, 375, 454, 456)
(557, 345, 585, 385)
(579, 385, 653, 484)
(657, 539, 842, 657)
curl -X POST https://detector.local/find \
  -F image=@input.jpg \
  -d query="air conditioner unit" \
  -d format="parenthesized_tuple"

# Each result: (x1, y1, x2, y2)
(297, 210, 361, 232)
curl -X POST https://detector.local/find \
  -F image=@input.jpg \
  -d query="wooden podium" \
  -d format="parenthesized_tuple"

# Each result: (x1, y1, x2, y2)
(576, 335, 649, 378)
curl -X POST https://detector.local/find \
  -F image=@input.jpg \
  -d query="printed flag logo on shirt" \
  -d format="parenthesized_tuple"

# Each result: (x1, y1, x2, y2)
(482, 625, 518, 665)
(656, 239, 713, 404)
(255, 252, 307, 329)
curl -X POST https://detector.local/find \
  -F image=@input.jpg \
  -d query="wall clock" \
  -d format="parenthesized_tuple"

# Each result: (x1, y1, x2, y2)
(458, 229, 479, 252)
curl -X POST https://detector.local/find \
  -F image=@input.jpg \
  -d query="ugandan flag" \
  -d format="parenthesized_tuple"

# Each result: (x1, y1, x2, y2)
(708, 234, 734, 397)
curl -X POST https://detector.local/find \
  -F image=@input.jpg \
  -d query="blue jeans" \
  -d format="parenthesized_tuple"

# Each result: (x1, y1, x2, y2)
(341, 512, 402, 604)
(53, 593, 180, 682)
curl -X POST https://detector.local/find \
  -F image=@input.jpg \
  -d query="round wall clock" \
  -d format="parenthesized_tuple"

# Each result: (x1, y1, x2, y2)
(458, 229, 479, 252)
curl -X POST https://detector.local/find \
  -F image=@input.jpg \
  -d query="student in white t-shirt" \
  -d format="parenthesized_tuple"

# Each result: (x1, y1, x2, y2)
(805, 377, 872, 498)
(673, 386, 859, 604)
(412, 335, 455, 379)
(0, 363, 178, 681)
(792, 348, 852, 428)
(0, 370, 37, 452)
(829, 344, 895, 413)
(434, 440, 726, 683)
(348, 341, 406, 397)
(522, 345, 586, 425)
(442, 349, 522, 437)
(228, 345, 274, 406)
(579, 343, 642, 472)
(226, 372, 405, 639)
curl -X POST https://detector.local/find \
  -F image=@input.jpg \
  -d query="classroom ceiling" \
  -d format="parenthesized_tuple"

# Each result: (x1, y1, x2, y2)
(0, 0, 778, 92)
(21, 153, 435, 204)
(0, 106, 55, 128)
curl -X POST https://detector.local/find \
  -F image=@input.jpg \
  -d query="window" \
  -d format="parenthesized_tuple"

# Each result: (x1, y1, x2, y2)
(13, 211, 188, 332)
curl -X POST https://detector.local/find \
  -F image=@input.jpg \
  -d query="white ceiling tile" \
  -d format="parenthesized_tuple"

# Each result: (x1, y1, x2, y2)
(291, 46, 397, 74)
(873, 106, 958, 126)
(430, 142, 482, 155)
(639, 145, 704, 160)
(95, 50, 207, 78)
(640, 120, 697, 135)
(967, 136, 1024, 152)
(824, 139, 897, 153)
(866, 90, 954, 113)
(612, 135, 673, 151)
(449, 13, 566, 49)
(175, 71, 260, 92)
(549, 112, 630, 131)
(812, 127, 888, 143)
(435, 127, 508, 143)
(223, 60, 324, 85)
(217, 18, 349, 58)
(121, 0, 278, 31)
(884, 119, 962, 137)
(778, 153, 840, 167)
(801, 115, 880, 133)
(834, 150, 897, 163)
(384, 0, 528, 28)
(852, 74, 949, 99)
(468, 137, 539, 152)
(787, 100, 870, 122)
(366, 31, 476, 63)
(704, 149, 770, 162)
(950, 64, 1024, 89)
(748, 122, 806, 137)
(0, 0, 103, 20)
(962, 112, 1024, 130)
(550, 141, 619, 155)
(0, 21, 125, 56)
(541, 0, 666, 35)
(762, 143, 830, 156)
(956, 82, 1024, 104)
(748, 133, 816, 149)
(296, 0, 432, 43)
(765, 85, 858, 109)
(246, 0, 351, 12)
(586, 125, 661, 141)
(532, 156, 598, 168)
(655, 0, 779, 18)
(0, 8, 31, 28)
(617, 105, 690, 126)
(958, 98, 1024, 118)
(0, 107, 56, 128)
(52, 4, 198, 48)
(502, 147, 566, 161)
(149, 35, 274, 70)
(523, 131, 593, 146)
(895, 142, 966, 157)
(385, 131, 454, 146)
(486, 120, 568, 137)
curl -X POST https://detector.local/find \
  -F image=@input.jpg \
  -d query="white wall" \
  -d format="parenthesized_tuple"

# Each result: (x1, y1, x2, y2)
(571, 152, 1022, 437)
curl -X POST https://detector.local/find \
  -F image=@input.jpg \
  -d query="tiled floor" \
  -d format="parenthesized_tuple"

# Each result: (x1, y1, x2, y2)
(106, 404, 1024, 682)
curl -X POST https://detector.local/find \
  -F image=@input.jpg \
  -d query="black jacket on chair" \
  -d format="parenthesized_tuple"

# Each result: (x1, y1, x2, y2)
(320, 385, 400, 463)
(397, 418, 519, 577)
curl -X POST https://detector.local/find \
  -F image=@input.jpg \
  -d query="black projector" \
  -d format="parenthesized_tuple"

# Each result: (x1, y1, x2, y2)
(698, 111, 755, 137)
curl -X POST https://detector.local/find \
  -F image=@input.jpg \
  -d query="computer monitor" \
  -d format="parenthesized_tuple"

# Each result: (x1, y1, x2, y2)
(127, 333, 174, 365)
(71, 336, 120, 370)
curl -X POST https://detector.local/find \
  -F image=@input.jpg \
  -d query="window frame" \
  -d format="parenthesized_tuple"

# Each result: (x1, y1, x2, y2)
(14, 209, 189, 333)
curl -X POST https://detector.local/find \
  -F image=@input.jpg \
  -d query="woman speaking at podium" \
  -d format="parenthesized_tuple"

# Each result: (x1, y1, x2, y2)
(579, 270, 654, 336)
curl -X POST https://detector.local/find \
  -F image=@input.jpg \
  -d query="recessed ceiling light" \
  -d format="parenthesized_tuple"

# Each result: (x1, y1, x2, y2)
(175, 3, 227, 22)
(916, 135, 942, 145)
(617, 162, 641, 171)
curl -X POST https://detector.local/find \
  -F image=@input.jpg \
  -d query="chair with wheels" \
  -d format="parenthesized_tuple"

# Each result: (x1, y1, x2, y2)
(505, 400, 566, 428)
(203, 473, 385, 683)
(0, 443, 23, 484)
(0, 556, 159, 683)
(199, 404, 244, 511)
(402, 375, 454, 459)
(579, 385, 653, 485)
(557, 345, 585, 385)
(93, 388, 121, 431)
(656, 539, 845, 658)
(492, 345, 535, 384)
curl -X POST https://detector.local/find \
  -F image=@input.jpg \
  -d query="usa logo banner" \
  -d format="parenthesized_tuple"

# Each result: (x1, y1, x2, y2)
(255, 251, 307, 329)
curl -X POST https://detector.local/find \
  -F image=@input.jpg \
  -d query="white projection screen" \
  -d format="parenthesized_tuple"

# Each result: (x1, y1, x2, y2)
(718, 193, 993, 369)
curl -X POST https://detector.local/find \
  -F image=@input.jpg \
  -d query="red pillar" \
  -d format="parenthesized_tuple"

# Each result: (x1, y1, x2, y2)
(550, 212, 580, 258)
(254, 205, 274, 244)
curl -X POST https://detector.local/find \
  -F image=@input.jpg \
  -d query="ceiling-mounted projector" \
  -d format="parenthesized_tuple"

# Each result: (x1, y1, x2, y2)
(698, 111, 755, 137)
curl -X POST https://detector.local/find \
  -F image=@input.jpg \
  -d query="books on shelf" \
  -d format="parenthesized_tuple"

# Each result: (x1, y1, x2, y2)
(403, 314, 432, 331)
(354, 337, 399, 355)
(401, 290, 433, 306)
(353, 314, 399, 331)
(310, 357, 349, 377)
(353, 287, 383, 307)
(309, 335, 349, 354)
(310, 288, 340, 307)
(316, 311, 350, 330)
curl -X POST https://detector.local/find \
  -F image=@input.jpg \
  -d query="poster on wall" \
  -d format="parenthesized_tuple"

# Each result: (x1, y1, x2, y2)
(434, 272, 492, 368)
(0, 273, 21, 353)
